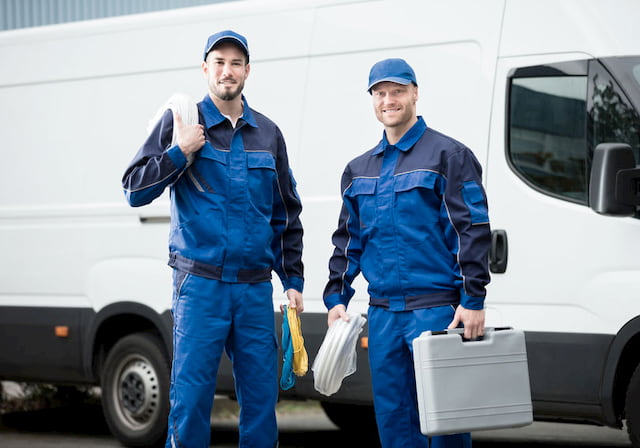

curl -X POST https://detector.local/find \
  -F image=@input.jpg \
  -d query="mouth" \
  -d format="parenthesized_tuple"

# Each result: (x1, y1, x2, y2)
(218, 79, 236, 86)
(382, 107, 401, 113)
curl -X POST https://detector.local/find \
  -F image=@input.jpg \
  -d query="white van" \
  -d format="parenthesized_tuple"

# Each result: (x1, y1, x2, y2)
(1, 0, 640, 446)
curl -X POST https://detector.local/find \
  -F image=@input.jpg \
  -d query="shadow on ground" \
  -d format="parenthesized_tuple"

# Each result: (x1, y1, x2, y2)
(0, 404, 630, 448)
(0, 404, 111, 435)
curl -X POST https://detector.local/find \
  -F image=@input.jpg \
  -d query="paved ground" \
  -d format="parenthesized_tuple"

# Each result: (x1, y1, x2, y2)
(0, 383, 633, 447)
(0, 398, 633, 447)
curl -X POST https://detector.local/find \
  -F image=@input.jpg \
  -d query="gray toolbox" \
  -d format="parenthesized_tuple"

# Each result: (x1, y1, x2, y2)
(412, 327, 533, 436)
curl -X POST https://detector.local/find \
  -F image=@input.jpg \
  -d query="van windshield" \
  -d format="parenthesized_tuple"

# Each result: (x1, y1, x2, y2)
(601, 57, 640, 113)
(591, 56, 640, 166)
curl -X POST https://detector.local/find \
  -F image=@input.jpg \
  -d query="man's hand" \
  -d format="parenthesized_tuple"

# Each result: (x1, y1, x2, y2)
(328, 304, 349, 326)
(174, 111, 205, 156)
(282, 289, 303, 314)
(448, 306, 485, 340)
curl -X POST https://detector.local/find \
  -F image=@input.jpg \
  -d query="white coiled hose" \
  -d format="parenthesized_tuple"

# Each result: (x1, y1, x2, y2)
(312, 313, 367, 396)
(147, 93, 199, 166)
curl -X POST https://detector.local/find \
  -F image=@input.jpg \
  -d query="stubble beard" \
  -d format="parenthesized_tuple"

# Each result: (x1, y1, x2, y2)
(213, 79, 245, 102)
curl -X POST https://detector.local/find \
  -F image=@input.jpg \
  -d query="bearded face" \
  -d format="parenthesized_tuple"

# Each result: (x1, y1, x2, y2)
(203, 43, 250, 102)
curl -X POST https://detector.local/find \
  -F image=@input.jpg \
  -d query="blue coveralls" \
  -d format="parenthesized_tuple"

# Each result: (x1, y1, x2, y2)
(324, 117, 491, 448)
(122, 94, 304, 448)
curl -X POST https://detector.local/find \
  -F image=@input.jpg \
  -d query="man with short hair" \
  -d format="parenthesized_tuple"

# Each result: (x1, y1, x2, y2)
(122, 30, 304, 448)
(324, 58, 491, 447)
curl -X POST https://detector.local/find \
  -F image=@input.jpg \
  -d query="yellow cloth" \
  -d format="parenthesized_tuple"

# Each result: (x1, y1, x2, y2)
(287, 306, 308, 376)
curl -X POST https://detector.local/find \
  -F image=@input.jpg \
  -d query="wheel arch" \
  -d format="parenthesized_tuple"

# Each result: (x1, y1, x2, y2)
(83, 301, 173, 380)
(601, 315, 640, 427)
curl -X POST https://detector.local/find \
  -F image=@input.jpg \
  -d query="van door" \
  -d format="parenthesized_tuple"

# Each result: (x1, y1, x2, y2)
(485, 56, 640, 420)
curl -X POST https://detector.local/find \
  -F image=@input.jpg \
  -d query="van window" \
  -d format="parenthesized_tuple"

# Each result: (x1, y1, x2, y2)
(588, 59, 640, 168)
(509, 76, 588, 203)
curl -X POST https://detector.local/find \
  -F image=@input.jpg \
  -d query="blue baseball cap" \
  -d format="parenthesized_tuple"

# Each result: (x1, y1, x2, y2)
(203, 30, 249, 62)
(367, 58, 417, 93)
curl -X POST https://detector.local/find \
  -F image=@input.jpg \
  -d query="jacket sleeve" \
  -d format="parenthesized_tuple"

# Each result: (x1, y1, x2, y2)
(271, 126, 304, 292)
(122, 109, 188, 207)
(323, 165, 363, 310)
(443, 146, 491, 310)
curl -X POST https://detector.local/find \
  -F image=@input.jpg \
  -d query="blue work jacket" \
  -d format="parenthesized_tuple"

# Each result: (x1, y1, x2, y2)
(122, 95, 304, 291)
(324, 117, 490, 311)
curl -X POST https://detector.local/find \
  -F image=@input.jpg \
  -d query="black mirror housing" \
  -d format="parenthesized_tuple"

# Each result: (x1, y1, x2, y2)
(589, 143, 640, 216)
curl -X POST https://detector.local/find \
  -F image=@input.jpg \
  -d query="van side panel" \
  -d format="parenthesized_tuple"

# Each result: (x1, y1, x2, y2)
(0, 306, 93, 382)
(526, 332, 614, 422)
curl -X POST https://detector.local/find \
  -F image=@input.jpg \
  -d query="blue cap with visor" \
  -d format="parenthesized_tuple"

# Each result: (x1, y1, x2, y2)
(203, 30, 249, 62)
(367, 58, 417, 93)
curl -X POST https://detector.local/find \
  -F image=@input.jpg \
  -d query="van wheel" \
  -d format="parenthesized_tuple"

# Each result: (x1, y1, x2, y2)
(101, 333, 170, 448)
(627, 363, 640, 448)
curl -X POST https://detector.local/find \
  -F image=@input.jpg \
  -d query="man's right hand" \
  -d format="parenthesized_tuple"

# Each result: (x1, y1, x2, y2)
(174, 111, 205, 156)
(328, 304, 350, 326)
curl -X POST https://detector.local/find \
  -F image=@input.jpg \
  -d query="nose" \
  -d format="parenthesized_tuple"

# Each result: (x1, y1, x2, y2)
(382, 95, 395, 107)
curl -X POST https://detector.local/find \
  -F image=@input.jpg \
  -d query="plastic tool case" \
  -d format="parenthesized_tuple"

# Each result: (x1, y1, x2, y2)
(412, 327, 533, 436)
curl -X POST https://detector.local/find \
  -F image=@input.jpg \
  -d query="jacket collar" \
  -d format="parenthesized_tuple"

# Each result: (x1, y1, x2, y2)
(372, 116, 427, 155)
(200, 94, 258, 129)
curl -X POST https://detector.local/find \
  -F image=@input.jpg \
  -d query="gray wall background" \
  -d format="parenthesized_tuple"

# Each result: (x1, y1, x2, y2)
(1, 0, 238, 31)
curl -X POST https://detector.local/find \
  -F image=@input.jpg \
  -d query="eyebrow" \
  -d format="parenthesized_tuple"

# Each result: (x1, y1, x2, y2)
(212, 57, 244, 63)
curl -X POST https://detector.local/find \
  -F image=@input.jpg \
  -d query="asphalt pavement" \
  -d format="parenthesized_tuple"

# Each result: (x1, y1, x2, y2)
(0, 399, 633, 447)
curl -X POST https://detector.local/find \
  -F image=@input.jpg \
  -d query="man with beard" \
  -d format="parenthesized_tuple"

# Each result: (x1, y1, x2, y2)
(122, 30, 304, 448)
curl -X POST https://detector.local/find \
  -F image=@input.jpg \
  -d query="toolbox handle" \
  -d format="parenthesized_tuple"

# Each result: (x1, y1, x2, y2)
(430, 326, 513, 342)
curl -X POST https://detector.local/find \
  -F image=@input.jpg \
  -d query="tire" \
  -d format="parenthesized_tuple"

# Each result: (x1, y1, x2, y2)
(627, 363, 640, 448)
(320, 401, 377, 431)
(101, 332, 171, 448)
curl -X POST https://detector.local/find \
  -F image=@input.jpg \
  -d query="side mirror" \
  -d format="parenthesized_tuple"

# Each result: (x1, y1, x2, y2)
(589, 143, 640, 216)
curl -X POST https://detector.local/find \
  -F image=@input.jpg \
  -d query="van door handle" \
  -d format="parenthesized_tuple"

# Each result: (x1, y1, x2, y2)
(489, 229, 508, 274)
(139, 216, 170, 224)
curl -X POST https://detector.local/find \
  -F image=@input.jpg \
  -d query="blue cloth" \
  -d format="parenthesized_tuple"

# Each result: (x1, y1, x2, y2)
(368, 305, 471, 448)
(324, 117, 490, 312)
(280, 305, 295, 390)
(122, 94, 304, 292)
(166, 273, 278, 448)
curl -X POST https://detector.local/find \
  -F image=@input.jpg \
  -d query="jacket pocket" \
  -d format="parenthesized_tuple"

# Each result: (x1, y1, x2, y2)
(345, 177, 378, 228)
(198, 142, 228, 164)
(247, 151, 277, 217)
(393, 170, 437, 193)
(461, 181, 489, 224)
(189, 142, 228, 195)
(247, 150, 276, 170)
(393, 171, 442, 224)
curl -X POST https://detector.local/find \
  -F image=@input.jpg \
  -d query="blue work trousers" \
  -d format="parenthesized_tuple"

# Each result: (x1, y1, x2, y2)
(166, 271, 278, 448)
(368, 305, 472, 448)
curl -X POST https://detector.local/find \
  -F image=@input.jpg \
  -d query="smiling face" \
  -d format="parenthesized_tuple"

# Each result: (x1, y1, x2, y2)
(371, 81, 418, 135)
(202, 43, 250, 102)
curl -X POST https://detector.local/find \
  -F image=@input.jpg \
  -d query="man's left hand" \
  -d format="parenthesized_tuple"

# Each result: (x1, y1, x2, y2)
(448, 306, 485, 340)
(283, 289, 304, 314)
